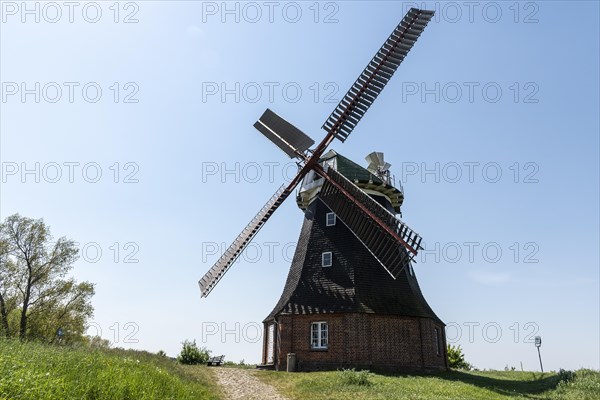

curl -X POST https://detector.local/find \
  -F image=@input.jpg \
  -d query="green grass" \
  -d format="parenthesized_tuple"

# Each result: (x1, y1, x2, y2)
(0, 338, 221, 400)
(2, 338, 598, 400)
(254, 368, 600, 400)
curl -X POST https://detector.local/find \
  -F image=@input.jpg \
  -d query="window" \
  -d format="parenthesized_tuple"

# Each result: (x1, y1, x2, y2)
(311, 322, 328, 349)
(322, 251, 332, 267)
(324, 158, 336, 171)
(434, 328, 441, 356)
(326, 212, 336, 226)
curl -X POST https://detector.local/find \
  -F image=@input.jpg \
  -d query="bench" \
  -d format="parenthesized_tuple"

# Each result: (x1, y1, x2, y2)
(207, 355, 225, 366)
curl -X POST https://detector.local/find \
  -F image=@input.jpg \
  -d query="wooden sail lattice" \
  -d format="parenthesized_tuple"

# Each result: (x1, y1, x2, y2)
(322, 8, 435, 142)
(318, 167, 422, 278)
(198, 7, 435, 297)
(199, 183, 293, 297)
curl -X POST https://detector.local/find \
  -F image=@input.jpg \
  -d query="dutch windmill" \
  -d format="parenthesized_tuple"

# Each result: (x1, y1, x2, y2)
(200, 8, 447, 371)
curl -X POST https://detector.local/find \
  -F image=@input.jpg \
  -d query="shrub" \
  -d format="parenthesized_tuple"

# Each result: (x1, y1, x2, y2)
(447, 344, 472, 370)
(558, 368, 575, 383)
(554, 369, 600, 399)
(176, 340, 210, 365)
(156, 350, 167, 358)
(339, 368, 373, 386)
(87, 335, 111, 349)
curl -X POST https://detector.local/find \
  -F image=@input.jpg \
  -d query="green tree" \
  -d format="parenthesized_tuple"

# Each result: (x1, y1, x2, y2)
(447, 344, 473, 370)
(26, 279, 95, 343)
(0, 237, 16, 336)
(0, 214, 94, 341)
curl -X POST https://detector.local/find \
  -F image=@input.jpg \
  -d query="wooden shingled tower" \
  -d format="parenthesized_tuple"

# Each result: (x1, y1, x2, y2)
(198, 8, 447, 371)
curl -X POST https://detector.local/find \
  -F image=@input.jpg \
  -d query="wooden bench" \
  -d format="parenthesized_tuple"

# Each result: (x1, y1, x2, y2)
(206, 355, 225, 366)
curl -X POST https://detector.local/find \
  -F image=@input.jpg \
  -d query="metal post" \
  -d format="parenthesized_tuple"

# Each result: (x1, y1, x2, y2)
(534, 335, 543, 373)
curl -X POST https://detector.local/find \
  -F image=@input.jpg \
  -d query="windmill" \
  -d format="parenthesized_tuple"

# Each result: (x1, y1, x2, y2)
(199, 8, 447, 371)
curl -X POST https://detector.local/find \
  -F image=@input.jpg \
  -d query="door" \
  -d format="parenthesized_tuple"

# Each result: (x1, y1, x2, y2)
(266, 323, 275, 364)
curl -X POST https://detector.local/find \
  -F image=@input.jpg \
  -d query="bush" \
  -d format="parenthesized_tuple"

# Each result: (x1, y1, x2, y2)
(554, 369, 600, 400)
(447, 344, 472, 370)
(176, 340, 210, 365)
(156, 350, 167, 358)
(87, 335, 111, 349)
(558, 368, 575, 383)
(339, 368, 373, 386)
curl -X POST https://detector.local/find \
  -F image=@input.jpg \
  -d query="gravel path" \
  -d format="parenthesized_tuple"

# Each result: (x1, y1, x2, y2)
(214, 368, 290, 400)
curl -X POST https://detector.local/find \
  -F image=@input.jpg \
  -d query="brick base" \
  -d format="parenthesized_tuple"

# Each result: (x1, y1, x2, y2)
(264, 313, 447, 372)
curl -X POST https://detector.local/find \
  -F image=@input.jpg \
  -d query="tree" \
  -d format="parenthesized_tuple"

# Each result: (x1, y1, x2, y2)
(0, 236, 16, 336)
(25, 279, 95, 343)
(0, 214, 94, 341)
(447, 344, 473, 370)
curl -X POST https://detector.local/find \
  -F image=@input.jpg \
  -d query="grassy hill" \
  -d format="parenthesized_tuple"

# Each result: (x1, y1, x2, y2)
(255, 367, 600, 400)
(0, 339, 220, 400)
(1, 338, 598, 400)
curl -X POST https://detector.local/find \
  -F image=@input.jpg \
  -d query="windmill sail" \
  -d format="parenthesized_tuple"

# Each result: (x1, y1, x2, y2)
(365, 152, 391, 173)
(199, 183, 295, 297)
(318, 166, 422, 278)
(199, 8, 435, 298)
(322, 8, 435, 142)
(254, 109, 315, 158)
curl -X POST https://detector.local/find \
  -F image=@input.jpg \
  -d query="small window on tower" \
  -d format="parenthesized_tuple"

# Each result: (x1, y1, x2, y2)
(434, 327, 441, 356)
(326, 212, 336, 226)
(322, 252, 332, 267)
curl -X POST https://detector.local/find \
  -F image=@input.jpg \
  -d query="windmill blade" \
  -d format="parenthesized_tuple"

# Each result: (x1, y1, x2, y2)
(317, 166, 422, 278)
(365, 151, 386, 167)
(254, 108, 315, 158)
(199, 182, 297, 297)
(366, 151, 392, 174)
(322, 8, 434, 142)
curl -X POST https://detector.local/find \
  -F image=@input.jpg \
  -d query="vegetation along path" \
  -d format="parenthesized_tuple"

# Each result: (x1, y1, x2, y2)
(214, 367, 290, 400)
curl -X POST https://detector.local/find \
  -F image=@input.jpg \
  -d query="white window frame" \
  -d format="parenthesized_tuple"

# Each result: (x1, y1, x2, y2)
(434, 327, 441, 356)
(322, 251, 332, 267)
(326, 212, 336, 226)
(311, 321, 328, 349)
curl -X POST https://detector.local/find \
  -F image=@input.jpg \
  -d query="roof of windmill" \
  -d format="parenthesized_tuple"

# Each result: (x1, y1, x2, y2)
(321, 150, 387, 186)
(264, 197, 443, 324)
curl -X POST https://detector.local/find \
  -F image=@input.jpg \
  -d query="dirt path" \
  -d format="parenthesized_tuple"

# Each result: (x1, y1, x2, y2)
(214, 368, 290, 400)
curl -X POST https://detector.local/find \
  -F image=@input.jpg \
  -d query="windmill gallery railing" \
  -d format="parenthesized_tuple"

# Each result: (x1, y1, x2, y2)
(366, 171, 403, 195)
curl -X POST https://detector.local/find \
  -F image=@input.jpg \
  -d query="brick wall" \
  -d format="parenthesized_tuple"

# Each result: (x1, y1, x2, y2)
(268, 313, 447, 372)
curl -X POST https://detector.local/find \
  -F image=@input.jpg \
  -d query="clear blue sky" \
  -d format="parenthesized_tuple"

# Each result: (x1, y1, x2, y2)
(1, 1, 598, 371)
